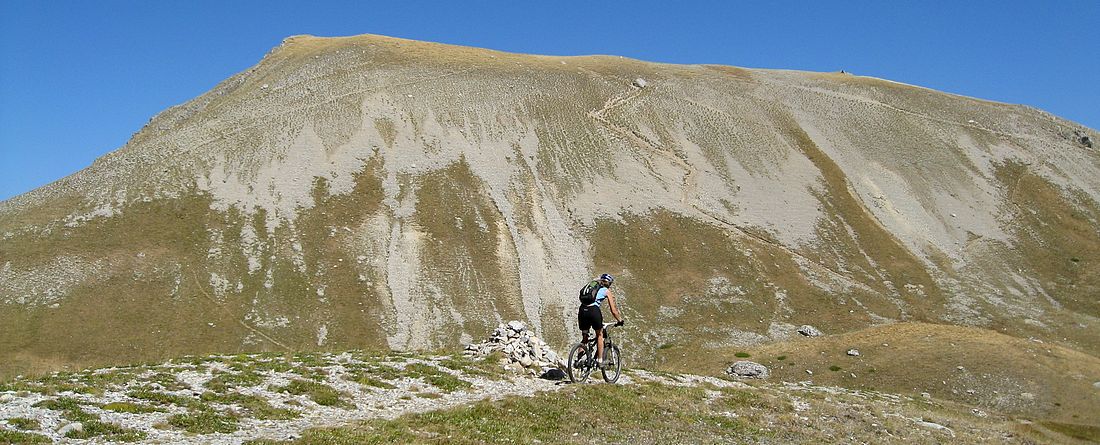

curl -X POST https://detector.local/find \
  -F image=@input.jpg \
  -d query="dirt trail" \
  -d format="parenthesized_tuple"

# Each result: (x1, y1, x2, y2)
(587, 86, 699, 205)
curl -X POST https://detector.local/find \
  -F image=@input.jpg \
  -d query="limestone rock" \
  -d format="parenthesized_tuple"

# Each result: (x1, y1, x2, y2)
(797, 325, 823, 337)
(632, 78, 648, 88)
(846, 349, 860, 356)
(727, 361, 770, 379)
(58, 422, 83, 436)
(465, 320, 566, 374)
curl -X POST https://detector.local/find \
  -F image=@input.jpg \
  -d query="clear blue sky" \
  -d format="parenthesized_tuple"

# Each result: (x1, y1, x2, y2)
(2, 1, 1098, 201)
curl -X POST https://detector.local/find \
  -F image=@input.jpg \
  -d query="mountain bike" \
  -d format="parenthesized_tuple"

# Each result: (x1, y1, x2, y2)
(567, 321, 623, 383)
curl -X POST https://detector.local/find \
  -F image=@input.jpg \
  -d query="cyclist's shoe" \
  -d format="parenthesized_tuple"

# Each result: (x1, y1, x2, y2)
(598, 359, 611, 369)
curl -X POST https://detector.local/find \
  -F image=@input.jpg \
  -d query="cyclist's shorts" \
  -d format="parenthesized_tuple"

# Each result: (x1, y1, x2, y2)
(578, 304, 603, 333)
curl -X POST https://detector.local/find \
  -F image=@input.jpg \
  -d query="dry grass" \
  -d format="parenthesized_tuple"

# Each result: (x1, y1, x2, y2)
(685, 322, 1100, 426)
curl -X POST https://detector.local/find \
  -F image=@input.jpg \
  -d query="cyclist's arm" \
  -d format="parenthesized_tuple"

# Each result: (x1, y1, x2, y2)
(607, 292, 624, 323)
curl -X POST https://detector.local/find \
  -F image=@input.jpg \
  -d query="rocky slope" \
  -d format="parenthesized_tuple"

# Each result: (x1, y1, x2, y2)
(1, 34, 1098, 426)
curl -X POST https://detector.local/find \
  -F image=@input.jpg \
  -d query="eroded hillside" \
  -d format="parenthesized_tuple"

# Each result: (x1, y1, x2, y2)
(1, 33, 1098, 395)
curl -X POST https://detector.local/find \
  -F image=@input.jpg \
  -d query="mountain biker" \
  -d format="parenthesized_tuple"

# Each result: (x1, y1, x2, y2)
(578, 273, 624, 368)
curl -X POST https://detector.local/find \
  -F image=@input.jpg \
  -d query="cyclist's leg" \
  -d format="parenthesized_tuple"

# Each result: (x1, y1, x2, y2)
(596, 327, 605, 363)
(577, 306, 590, 347)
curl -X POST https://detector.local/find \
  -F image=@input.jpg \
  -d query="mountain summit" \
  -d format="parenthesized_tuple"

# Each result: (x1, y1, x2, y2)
(1, 36, 1098, 422)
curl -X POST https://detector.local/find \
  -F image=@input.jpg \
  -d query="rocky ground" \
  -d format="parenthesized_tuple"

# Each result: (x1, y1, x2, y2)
(3, 322, 1096, 444)
(0, 349, 559, 444)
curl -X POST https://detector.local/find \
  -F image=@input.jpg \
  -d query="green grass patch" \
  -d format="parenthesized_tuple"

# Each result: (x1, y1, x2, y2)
(31, 397, 84, 411)
(145, 372, 189, 391)
(4, 417, 40, 430)
(126, 388, 203, 409)
(64, 420, 146, 442)
(346, 371, 396, 390)
(435, 354, 496, 379)
(275, 380, 352, 408)
(168, 411, 239, 434)
(0, 429, 51, 444)
(32, 397, 100, 422)
(734, 352, 751, 358)
(776, 355, 787, 361)
(205, 370, 265, 392)
(258, 381, 760, 444)
(101, 401, 165, 414)
(404, 363, 472, 392)
(201, 392, 300, 420)
(829, 365, 842, 372)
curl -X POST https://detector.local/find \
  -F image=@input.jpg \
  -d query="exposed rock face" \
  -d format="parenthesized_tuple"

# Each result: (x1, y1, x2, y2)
(0, 33, 1098, 377)
(727, 361, 770, 379)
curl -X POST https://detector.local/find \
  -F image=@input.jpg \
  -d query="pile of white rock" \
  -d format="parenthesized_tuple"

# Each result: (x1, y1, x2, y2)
(463, 321, 565, 376)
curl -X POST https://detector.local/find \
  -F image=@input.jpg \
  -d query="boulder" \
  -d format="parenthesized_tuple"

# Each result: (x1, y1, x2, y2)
(507, 320, 527, 332)
(846, 349, 860, 356)
(797, 325, 823, 337)
(58, 422, 83, 436)
(727, 361, 770, 379)
(632, 78, 648, 88)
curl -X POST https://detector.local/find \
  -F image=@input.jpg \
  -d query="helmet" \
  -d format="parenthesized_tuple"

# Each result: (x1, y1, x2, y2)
(598, 273, 615, 285)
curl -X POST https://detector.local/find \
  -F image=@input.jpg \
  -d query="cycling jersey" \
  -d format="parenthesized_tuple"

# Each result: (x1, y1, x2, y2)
(587, 287, 609, 307)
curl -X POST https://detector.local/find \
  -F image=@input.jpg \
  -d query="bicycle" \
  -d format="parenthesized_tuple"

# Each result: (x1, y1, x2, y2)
(567, 321, 623, 383)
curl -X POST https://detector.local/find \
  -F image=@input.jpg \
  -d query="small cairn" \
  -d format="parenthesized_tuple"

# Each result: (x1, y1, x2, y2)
(464, 321, 565, 376)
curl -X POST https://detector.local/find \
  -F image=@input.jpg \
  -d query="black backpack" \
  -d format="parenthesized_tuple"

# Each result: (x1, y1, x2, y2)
(579, 280, 601, 305)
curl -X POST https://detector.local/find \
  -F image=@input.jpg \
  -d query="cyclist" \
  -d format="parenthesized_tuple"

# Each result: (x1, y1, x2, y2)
(578, 273, 624, 368)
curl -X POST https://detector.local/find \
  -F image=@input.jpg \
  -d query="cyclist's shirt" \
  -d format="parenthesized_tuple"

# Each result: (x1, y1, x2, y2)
(586, 287, 609, 308)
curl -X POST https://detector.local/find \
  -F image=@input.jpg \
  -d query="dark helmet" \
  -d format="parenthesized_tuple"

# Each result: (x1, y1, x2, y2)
(598, 273, 615, 285)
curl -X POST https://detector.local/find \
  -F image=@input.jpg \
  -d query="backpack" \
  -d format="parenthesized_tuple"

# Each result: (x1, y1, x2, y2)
(579, 280, 601, 305)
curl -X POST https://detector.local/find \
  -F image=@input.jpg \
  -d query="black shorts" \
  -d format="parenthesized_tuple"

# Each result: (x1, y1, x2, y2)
(578, 304, 603, 333)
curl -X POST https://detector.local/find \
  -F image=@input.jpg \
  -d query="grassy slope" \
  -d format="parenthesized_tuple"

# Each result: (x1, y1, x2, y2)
(660, 322, 1100, 426)
(246, 378, 1090, 445)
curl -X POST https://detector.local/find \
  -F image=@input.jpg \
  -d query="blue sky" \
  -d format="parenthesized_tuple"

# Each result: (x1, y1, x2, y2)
(2, 1, 1098, 201)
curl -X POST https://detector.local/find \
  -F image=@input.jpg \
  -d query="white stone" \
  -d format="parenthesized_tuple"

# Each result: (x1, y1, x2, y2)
(58, 422, 84, 436)
(726, 361, 769, 379)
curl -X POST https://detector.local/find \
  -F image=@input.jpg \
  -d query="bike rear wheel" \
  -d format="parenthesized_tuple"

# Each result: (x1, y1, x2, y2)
(567, 342, 594, 383)
(601, 344, 622, 383)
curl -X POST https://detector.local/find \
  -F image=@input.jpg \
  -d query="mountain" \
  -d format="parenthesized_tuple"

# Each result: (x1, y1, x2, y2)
(1, 33, 1098, 424)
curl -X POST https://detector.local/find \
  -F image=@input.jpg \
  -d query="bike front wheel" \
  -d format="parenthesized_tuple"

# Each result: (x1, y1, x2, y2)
(601, 344, 622, 383)
(567, 342, 594, 383)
